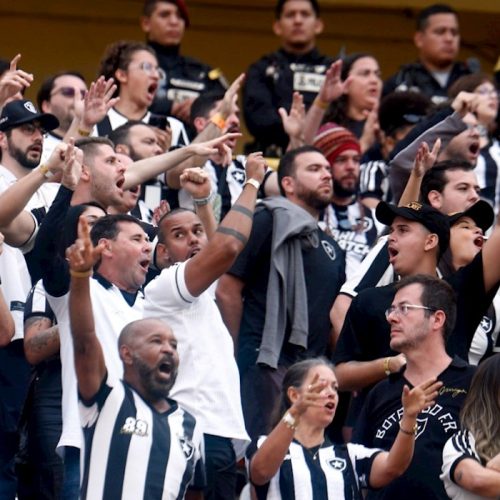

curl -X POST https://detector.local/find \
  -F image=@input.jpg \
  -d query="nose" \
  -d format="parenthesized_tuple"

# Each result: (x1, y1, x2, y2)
(468, 189, 480, 204)
(188, 231, 199, 246)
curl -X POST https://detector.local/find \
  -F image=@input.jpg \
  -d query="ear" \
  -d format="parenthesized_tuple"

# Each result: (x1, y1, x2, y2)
(414, 31, 424, 51)
(424, 233, 439, 253)
(0, 131, 7, 149)
(281, 176, 295, 197)
(114, 68, 127, 85)
(115, 144, 130, 156)
(431, 309, 446, 334)
(155, 242, 173, 269)
(40, 100, 51, 113)
(426, 190, 442, 210)
(99, 237, 113, 258)
(193, 116, 208, 133)
(140, 15, 151, 35)
(80, 164, 91, 183)
(287, 385, 300, 405)
(120, 344, 134, 366)
(273, 19, 282, 38)
(314, 18, 324, 36)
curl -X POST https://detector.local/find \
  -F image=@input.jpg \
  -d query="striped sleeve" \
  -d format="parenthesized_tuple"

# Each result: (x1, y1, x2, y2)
(24, 280, 55, 323)
(441, 430, 480, 488)
(347, 442, 383, 488)
(359, 161, 389, 201)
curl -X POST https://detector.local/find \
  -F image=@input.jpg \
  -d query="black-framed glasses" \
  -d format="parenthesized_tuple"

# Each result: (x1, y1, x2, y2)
(385, 304, 436, 319)
(51, 87, 86, 99)
(18, 122, 46, 136)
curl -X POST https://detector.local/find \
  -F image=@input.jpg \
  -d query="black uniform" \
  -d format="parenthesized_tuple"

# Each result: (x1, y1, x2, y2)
(353, 357, 475, 500)
(243, 48, 334, 155)
(148, 42, 227, 120)
(383, 61, 472, 105)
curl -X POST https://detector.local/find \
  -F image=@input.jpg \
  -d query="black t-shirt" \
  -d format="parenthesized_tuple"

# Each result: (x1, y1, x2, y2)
(229, 207, 346, 376)
(353, 357, 475, 500)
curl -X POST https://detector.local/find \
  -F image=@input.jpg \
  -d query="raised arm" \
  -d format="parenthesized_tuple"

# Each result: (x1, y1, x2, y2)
(165, 73, 245, 189)
(179, 167, 218, 239)
(183, 152, 266, 297)
(123, 133, 239, 190)
(303, 60, 349, 144)
(66, 216, 106, 400)
(369, 378, 442, 488)
(398, 139, 441, 207)
(279, 91, 306, 151)
(0, 54, 33, 108)
(482, 214, 500, 294)
(0, 140, 72, 246)
(250, 373, 327, 485)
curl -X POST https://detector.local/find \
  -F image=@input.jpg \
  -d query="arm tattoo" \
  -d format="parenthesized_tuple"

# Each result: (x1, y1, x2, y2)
(216, 226, 248, 246)
(231, 205, 254, 219)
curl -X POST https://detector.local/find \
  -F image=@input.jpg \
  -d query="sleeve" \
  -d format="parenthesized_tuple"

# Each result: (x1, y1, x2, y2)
(441, 431, 480, 487)
(339, 237, 391, 298)
(389, 109, 466, 202)
(227, 209, 273, 281)
(34, 185, 73, 297)
(333, 293, 368, 364)
(144, 261, 196, 313)
(243, 59, 288, 147)
(24, 280, 55, 323)
(347, 443, 383, 489)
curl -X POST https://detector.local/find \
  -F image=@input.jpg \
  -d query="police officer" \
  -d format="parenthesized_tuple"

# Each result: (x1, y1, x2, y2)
(243, 0, 334, 156)
(141, 0, 227, 131)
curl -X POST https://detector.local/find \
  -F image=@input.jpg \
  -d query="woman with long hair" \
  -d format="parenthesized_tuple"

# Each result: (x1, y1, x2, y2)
(249, 358, 441, 499)
(441, 354, 500, 498)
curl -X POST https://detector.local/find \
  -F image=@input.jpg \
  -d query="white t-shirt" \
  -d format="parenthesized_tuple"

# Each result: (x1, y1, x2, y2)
(144, 260, 250, 459)
(48, 275, 144, 451)
(0, 165, 59, 340)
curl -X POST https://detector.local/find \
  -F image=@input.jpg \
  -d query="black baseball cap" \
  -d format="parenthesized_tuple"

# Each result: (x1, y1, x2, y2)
(0, 99, 59, 132)
(448, 199, 494, 233)
(376, 201, 450, 256)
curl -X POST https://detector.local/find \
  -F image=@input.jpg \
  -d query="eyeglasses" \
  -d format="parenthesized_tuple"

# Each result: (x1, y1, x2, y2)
(51, 87, 87, 99)
(385, 304, 436, 319)
(475, 86, 500, 98)
(18, 122, 46, 136)
(132, 62, 165, 80)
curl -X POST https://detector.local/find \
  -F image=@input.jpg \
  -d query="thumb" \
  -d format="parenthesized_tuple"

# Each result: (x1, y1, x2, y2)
(278, 107, 288, 122)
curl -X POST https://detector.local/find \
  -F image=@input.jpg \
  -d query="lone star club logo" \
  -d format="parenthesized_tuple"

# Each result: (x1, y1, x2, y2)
(479, 316, 493, 334)
(178, 435, 195, 460)
(231, 170, 245, 184)
(24, 101, 37, 113)
(321, 240, 337, 260)
(328, 457, 346, 471)
(415, 416, 428, 439)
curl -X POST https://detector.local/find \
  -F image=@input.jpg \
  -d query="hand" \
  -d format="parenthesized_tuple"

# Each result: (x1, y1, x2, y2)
(279, 92, 305, 143)
(218, 73, 244, 119)
(412, 139, 441, 177)
(44, 141, 71, 182)
(180, 167, 212, 199)
(401, 377, 442, 418)
(171, 98, 194, 123)
(189, 133, 240, 165)
(152, 200, 170, 226)
(66, 216, 105, 273)
(61, 138, 83, 190)
(79, 76, 119, 130)
(244, 152, 267, 185)
(0, 54, 34, 107)
(359, 106, 380, 153)
(451, 91, 481, 118)
(290, 373, 329, 417)
(154, 126, 172, 153)
(388, 353, 407, 374)
(318, 60, 351, 104)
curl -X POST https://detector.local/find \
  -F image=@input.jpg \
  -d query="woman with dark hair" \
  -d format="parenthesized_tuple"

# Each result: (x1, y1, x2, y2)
(303, 54, 382, 153)
(441, 354, 500, 499)
(96, 40, 187, 146)
(249, 358, 441, 499)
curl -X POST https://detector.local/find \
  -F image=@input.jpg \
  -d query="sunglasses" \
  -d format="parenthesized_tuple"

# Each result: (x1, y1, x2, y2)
(51, 87, 87, 99)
